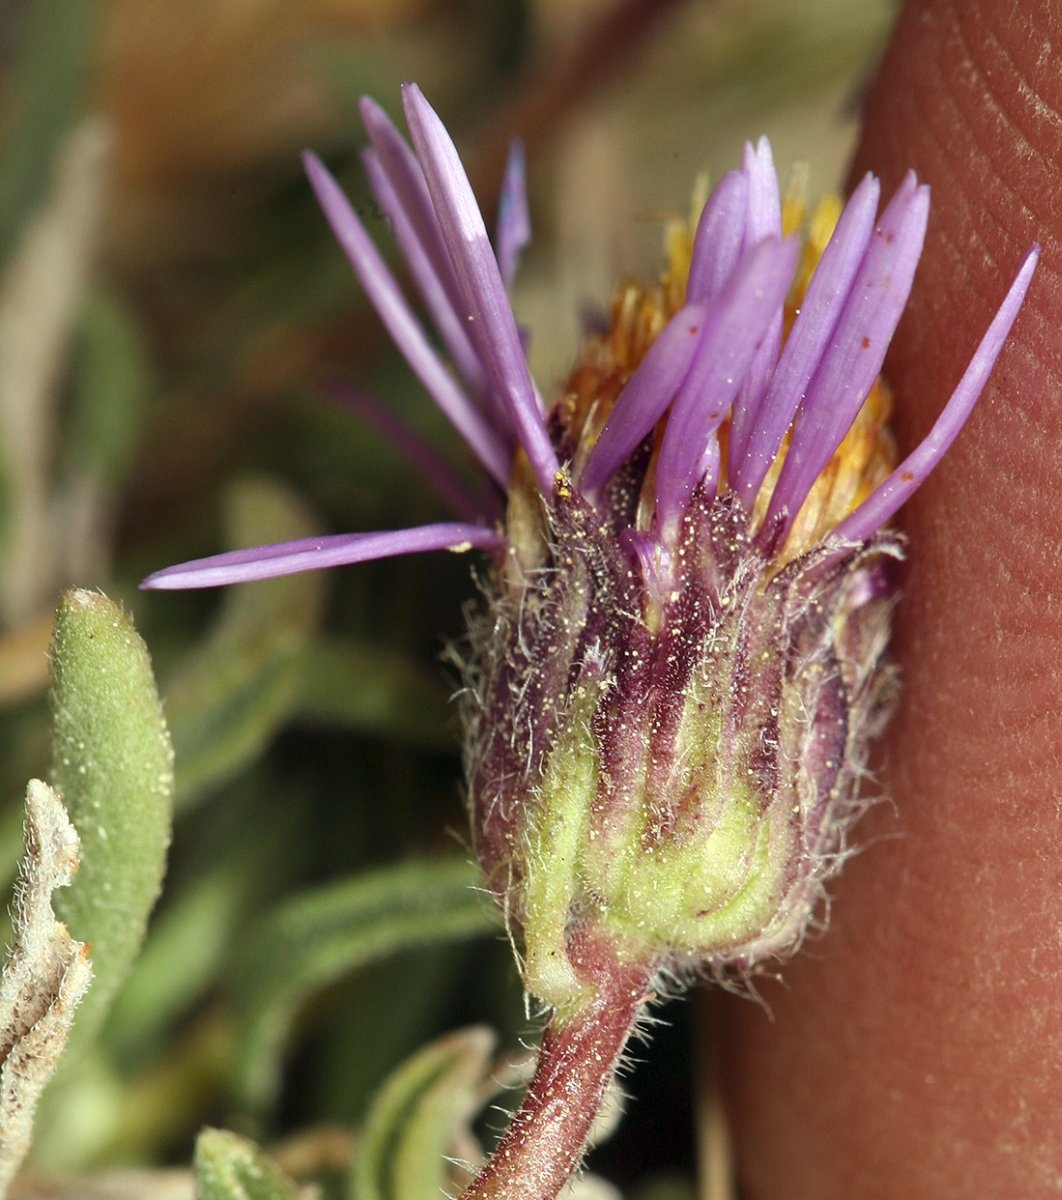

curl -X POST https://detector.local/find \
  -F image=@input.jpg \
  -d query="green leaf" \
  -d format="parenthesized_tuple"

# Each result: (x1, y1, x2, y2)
(352, 1027, 495, 1200)
(102, 862, 249, 1067)
(194, 1128, 300, 1200)
(230, 857, 497, 1108)
(49, 589, 174, 1056)
(162, 478, 326, 806)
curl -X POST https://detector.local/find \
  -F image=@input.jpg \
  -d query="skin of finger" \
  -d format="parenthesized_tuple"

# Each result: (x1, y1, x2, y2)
(718, 2, 1062, 1197)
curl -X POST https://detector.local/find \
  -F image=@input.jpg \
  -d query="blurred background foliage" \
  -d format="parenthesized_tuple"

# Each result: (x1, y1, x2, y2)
(0, 1, 895, 1196)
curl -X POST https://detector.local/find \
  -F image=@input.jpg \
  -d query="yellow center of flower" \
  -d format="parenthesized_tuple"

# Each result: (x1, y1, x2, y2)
(554, 175, 897, 565)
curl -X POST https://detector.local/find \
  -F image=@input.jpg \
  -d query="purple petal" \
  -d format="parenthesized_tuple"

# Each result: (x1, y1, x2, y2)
(727, 138, 784, 478)
(733, 172, 881, 506)
(362, 148, 487, 402)
(655, 235, 800, 533)
(496, 140, 530, 289)
(686, 171, 749, 304)
(360, 98, 506, 426)
(303, 152, 511, 487)
(358, 98, 472, 341)
(764, 172, 930, 533)
(742, 137, 782, 243)
(140, 522, 505, 590)
(831, 244, 1040, 545)
(400, 84, 559, 495)
(578, 303, 708, 495)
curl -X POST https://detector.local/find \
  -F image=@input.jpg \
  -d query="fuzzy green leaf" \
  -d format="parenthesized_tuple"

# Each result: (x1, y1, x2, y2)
(163, 478, 325, 806)
(194, 1129, 300, 1200)
(48, 589, 174, 1056)
(231, 858, 497, 1107)
(352, 1027, 495, 1200)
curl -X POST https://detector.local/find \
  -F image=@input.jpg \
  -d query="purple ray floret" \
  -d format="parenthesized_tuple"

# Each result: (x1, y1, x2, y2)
(142, 523, 504, 590)
(686, 171, 749, 305)
(727, 139, 783, 480)
(764, 172, 929, 534)
(496, 140, 530, 289)
(400, 84, 558, 494)
(733, 171, 882, 506)
(832, 243, 1040, 545)
(579, 303, 708, 495)
(303, 151, 511, 487)
(142, 90, 1037, 599)
(654, 235, 799, 532)
(358, 97, 473, 341)
(361, 147, 487, 400)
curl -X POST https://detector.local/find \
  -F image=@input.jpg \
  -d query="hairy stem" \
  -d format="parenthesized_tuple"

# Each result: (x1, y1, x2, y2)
(460, 962, 653, 1200)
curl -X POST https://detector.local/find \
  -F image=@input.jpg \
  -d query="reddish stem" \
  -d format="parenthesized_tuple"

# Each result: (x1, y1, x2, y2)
(460, 962, 653, 1200)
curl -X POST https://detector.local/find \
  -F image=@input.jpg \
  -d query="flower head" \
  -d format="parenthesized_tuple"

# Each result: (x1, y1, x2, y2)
(143, 84, 1038, 1200)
